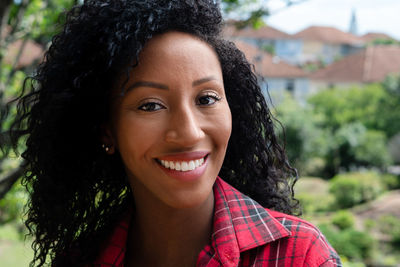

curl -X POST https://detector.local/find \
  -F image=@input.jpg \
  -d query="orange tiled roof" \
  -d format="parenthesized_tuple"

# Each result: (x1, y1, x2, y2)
(293, 26, 363, 45)
(222, 23, 291, 40)
(361, 32, 397, 43)
(310, 45, 400, 83)
(234, 41, 306, 78)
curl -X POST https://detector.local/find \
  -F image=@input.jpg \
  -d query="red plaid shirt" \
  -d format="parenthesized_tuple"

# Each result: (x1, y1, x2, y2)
(91, 177, 342, 266)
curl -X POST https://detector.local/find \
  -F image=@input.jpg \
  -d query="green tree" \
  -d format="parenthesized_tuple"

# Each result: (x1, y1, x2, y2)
(0, 0, 78, 207)
(380, 74, 400, 137)
(222, 0, 308, 29)
(307, 84, 395, 176)
(275, 94, 329, 176)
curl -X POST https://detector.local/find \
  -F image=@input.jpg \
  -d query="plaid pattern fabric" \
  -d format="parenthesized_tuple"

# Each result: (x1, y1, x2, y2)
(92, 177, 342, 266)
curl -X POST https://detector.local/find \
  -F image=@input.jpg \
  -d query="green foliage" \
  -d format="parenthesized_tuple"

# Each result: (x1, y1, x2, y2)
(380, 74, 400, 138)
(383, 74, 400, 97)
(319, 223, 375, 261)
(293, 84, 398, 176)
(370, 38, 400, 46)
(378, 215, 400, 248)
(296, 193, 333, 214)
(221, 0, 269, 28)
(363, 219, 376, 231)
(294, 177, 333, 213)
(329, 172, 383, 209)
(354, 130, 392, 166)
(262, 44, 275, 55)
(388, 133, 400, 164)
(331, 210, 354, 230)
(332, 123, 392, 170)
(0, 179, 27, 226)
(0, 224, 33, 266)
(274, 83, 398, 177)
(308, 84, 387, 131)
(381, 173, 400, 190)
(275, 95, 329, 176)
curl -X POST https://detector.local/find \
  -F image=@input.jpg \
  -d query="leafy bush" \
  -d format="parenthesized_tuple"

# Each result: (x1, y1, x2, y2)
(0, 180, 27, 225)
(378, 215, 400, 248)
(295, 177, 334, 213)
(296, 193, 334, 214)
(388, 133, 400, 163)
(381, 173, 400, 190)
(274, 95, 329, 176)
(306, 84, 397, 177)
(319, 223, 374, 261)
(331, 210, 355, 230)
(353, 129, 392, 167)
(332, 123, 392, 170)
(329, 172, 383, 209)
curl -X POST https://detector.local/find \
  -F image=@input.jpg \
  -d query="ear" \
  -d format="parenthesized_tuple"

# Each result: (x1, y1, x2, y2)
(100, 123, 116, 155)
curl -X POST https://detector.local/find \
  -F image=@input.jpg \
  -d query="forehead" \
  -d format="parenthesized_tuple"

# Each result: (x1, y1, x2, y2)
(132, 31, 222, 80)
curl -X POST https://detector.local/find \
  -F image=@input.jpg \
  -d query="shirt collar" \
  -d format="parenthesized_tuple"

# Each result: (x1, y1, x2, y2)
(211, 177, 291, 266)
(94, 210, 131, 266)
(94, 177, 291, 266)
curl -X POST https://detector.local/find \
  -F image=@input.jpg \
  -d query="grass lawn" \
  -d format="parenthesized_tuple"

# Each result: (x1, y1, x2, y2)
(0, 223, 33, 266)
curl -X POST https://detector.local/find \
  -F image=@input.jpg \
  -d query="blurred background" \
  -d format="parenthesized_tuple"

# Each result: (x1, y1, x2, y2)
(1, 0, 399, 266)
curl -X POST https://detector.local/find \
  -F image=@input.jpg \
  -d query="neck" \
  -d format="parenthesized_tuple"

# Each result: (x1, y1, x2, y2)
(126, 190, 214, 267)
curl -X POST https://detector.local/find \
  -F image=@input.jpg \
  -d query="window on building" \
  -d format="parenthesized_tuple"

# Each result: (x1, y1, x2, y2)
(286, 79, 295, 93)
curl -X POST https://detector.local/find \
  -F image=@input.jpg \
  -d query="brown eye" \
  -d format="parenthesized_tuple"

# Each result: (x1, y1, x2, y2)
(197, 93, 221, 106)
(138, 102, 165, 111)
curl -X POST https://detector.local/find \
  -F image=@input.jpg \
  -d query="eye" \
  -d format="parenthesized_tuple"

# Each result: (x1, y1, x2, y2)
(138, 101, 165, 112)
(197, 92, 222, 106)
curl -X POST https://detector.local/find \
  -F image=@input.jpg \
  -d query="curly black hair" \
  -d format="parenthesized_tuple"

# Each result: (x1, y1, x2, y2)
(7, 0, 299, 266)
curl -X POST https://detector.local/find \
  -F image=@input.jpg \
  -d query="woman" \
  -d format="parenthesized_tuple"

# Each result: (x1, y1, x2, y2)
(9, 0, 342, 266)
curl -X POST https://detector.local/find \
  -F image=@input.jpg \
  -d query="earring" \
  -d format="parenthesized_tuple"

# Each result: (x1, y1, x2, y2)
(102, 144, 110, 152)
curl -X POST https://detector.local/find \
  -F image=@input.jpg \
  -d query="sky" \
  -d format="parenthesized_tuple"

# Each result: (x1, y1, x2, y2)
(265, 0, 400, 39)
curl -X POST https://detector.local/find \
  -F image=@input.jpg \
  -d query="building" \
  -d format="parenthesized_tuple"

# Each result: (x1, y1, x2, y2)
(310, 45, 400, 91)
(223, 23, 366, 66)
(223, 23, 303, 66)
(292, 26, 364, 65)
(348, 9, 358, 35)
(234, 41, 308, 103)
(360, 32, 398, 43)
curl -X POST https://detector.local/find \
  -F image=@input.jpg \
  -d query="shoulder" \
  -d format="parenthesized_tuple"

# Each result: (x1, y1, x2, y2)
(215, 177, 342, 266)
(263, 209, 342, 266)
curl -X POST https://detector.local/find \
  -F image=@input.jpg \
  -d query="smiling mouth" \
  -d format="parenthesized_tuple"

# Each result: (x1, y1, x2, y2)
(155, 155, 208, 172)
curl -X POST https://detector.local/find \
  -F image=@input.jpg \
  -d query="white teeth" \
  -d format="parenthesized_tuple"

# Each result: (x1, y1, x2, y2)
(188, 161, 195, 170)
(181, 162, 188, 171)
(159, 157, 206, 172)
(175, 162, 181, 171)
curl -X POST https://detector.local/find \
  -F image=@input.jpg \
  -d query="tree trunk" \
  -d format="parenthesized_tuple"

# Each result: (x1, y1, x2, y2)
(0, 0, 12, 44)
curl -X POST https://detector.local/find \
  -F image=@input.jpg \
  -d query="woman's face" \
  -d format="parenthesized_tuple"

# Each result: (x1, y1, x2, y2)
(106, 32, 232, 209)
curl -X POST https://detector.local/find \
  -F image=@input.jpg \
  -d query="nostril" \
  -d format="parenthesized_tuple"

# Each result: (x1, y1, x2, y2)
(164, 121, 204, 145)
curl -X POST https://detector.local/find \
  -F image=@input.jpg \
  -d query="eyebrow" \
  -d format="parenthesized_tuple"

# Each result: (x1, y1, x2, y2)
(125, 76, 217, 92)
(192, 76, 217, 86)
(126, 81, 169, 92)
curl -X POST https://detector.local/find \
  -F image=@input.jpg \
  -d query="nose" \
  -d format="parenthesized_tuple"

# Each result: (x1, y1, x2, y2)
(164, 104, 205, 147)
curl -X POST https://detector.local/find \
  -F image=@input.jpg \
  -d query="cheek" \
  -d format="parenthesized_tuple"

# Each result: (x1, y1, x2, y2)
(114, 115, 162, 164)
(211, 104, 232, 151)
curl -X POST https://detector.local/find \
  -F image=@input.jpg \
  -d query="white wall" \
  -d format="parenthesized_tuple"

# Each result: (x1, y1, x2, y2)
(259, 77, 310, 106)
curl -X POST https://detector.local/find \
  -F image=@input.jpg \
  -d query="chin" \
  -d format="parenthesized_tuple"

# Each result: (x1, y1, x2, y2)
(163, 186, 214, 210)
